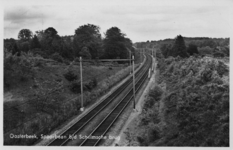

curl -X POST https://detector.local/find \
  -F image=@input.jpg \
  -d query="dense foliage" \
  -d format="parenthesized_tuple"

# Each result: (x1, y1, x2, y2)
(148, 36, 229, 58)
(4, 51, 35, 89)
(136, 56, 229, 146)
(103, 27, 133, 59)
(187, 44, 198, 55)
(3, 24, 139, 145)
(171, 35, 188, 57)
(73, 24, 102, 59)
(136, 36, 229, 59)
(18, 29, 33, 41)
(4, 24, 135, 62)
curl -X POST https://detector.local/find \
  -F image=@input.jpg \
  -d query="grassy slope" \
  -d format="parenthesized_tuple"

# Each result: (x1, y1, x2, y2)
(4, 55, 135, 145)
(130, 56, 229, 146)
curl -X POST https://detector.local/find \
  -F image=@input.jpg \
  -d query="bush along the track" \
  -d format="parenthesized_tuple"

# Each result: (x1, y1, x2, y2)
(135, 56, 229, 146)
(81, 64, 139, 106)
(4, 64, 139, 145)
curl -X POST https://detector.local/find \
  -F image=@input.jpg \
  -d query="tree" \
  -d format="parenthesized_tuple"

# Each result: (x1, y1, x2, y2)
(187, 44, 199, 56)
(12, 41, 21, 56)
(30, 35, 41, 49)
(35, 30, 45, 42)
(103, 27, 130, 59)
(73, 24, 102, 59)
(44, 27, 59, 45)
(202, 39, 216, 48)
(4, 38, 16, 52)
(160, 44, 172, 58)
(156, 48, 164, 59)
(221, 46, 229, 57)
(38, 27, 64, 55)
(44, 27, 58, 38)
(198, 46, 213, 56)
(213, 51, 225, 58)
(79, 46, 92, 59)
(172, 35, 188, 58)
(60, 36, 75, 60)
(18, 29, 33, 41)
(35, 28, 74, 60)
(19, 41, 30, 53)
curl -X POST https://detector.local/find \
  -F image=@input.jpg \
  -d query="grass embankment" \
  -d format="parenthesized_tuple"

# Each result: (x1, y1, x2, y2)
(130, 56, 229, 146)
(4, 52, 139, 145)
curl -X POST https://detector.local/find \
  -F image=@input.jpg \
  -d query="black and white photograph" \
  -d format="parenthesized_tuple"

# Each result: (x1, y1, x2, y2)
(2, 0, 231, 147)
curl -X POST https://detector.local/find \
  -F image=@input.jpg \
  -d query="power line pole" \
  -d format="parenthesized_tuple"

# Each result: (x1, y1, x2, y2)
(80, 57, 84, 112)
(140, 48, 142, 64)
(129, 50, 132, 74)
(152, 47, 154, 71)
(132, 55, 136, 110)
(152, 47, 153, 57)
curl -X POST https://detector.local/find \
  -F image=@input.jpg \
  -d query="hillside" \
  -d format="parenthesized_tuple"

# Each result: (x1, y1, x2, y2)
(4, 51, 139, 145)
(125, 55, 229, 146)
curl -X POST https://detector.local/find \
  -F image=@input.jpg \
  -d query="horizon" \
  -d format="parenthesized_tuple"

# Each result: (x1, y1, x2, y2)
(3, 33, 230, 43)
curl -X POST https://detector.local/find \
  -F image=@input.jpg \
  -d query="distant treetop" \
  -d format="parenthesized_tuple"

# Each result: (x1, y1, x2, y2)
(18, 29, 33, 41)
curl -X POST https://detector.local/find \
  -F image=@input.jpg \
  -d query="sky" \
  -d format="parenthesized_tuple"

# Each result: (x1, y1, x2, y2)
(2, 0, 233, 42)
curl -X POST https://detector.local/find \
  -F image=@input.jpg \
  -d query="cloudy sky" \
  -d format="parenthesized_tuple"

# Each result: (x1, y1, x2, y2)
(3, 0, 233, 42)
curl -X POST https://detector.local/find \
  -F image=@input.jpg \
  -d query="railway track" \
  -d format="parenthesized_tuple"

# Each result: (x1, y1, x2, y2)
(79, 62, 149, 146)
(47, 54, 152, 146)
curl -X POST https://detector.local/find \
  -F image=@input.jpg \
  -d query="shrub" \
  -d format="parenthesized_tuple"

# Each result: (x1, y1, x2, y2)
(69, 78, 98, 93)
(79, 47, 92, 59)
(216, 61, 228, 77)
(158, 57, 229, 146)
(69, 81, 81, 93)
(85, 78, 97, 91)
(187, 44, 199, 55)
(33, 60, 44, 67)
(63, 70, 78, 81)
(63, 59, 70, 65)
(137, 56, 229, 146)
(198, 46, 213, 56)
(31, 48, 47, 58)
(149, 86, 163, 101)
(213, 52, 225, 58)
(144, 86, 163, 111)
(51, 53, 63, 62)
(4, 61, 137, 145)
(4, 52, 34, 89)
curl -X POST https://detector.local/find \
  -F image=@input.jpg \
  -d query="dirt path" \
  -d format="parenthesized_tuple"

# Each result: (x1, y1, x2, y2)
(112, 62, 158, 146)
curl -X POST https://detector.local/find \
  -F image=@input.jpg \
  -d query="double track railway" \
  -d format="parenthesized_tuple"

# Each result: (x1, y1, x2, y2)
(47, 53, 152, 146)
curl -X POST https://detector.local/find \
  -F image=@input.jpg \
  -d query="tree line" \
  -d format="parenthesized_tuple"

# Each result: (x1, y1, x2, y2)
(136, 35, 229, 58)
(4, 24, 135, 62)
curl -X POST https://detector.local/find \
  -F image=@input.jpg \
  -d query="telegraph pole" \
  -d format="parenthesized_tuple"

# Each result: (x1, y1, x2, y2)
(80, 57, 84, 112)
(152, 47, 153, 57)
(129, 50, 132, 74)
(132, 55, 136, 110)
(140, 48, 142, 64)
(152, 47, 154, 71)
